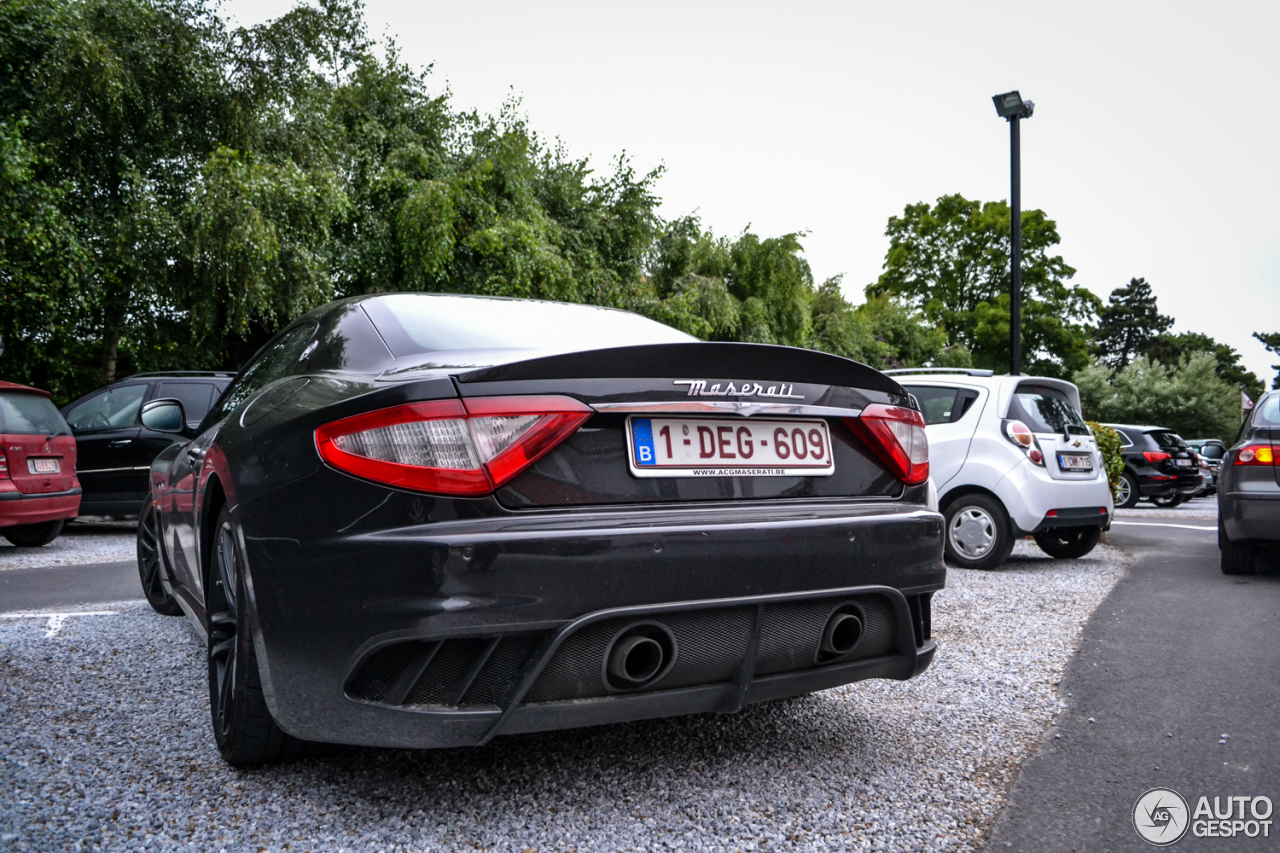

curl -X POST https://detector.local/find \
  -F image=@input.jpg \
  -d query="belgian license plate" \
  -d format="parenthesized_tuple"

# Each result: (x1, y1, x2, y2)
(29, 458, 60, 474)
(1176, 458, 1194, 468)
(1057, 453, 1093, 471)
(627, 417, 834, 478)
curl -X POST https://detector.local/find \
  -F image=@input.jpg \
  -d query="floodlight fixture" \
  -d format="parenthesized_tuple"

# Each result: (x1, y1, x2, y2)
(992, 90, 1034, 120)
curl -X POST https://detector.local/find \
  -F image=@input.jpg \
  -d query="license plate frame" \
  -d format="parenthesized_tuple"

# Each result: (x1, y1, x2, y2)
(28, 458, 60, 475)
(626, 416, 835, 478)
(1057, 453, 1094, 472)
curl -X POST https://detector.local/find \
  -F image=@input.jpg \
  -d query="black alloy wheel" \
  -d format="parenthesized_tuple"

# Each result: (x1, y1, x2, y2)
(206, 506, 315, 765)
(137, 495, 182, 615)
(1115, 472, 1140, 509)
(3, 519, 66, 547)
(1033, 526, 1102, 560)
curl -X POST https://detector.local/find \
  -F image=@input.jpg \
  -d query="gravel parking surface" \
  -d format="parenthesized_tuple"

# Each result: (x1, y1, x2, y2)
(0, 541, 1126, 853)
(0, 522, 136, 571)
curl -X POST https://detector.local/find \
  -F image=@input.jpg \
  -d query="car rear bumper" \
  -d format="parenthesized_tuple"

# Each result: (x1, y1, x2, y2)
(1137, 471, 1200, 497)
(1220, 492, 1280, 542)
(235, 496, 945, 749)
(994, 464, 1114, 534)
(0, 487, 81, 527)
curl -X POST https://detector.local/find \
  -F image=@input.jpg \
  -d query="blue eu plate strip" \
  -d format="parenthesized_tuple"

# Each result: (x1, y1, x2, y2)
(631, 418, 656, 465)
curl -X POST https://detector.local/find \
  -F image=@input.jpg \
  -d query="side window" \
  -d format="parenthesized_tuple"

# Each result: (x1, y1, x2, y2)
(156, 382, 216, 424)
(203, 324, 317, 427)
(1113, 428, 1134, 448)
(908, 386, 960, 426)
(65, 384, 148, 432)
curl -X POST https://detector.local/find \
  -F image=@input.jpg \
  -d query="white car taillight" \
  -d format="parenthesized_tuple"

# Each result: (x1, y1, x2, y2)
(1002, 419, 1045, 466)
(316, 396, 593, 495)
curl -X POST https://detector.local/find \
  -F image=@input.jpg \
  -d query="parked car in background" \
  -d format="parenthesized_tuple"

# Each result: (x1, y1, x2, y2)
(887, 369, 1112, 570)
(1218, 391, 1280, 574)
(140, 293, 944, 765)
(1104, 425, 1202, 508)
(1186, 439, 1226, 496)
(0, 381, 81, 546)
(61, 372, 233, 516)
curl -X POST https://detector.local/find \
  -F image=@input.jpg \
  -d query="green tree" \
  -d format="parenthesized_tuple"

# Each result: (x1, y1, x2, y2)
(868, 193, 1100, 378)
(1145, 331, 1263, 399)
(1074, 353, 1241, 442)
(1254, 332, 1280, 390)
(1093, 277, 1174, 368)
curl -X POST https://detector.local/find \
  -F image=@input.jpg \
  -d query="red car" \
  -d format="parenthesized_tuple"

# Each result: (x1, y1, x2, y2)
(0, 381, 81, 546)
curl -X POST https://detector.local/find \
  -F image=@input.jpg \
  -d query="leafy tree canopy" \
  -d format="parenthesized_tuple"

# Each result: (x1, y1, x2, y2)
(1145, 331, 1263, 400)
(1254, 332, 1280, 390)
(868, 194, 1100, 378)
(1093, 277, 1173, 369)
(1074, 353, 1243, 442)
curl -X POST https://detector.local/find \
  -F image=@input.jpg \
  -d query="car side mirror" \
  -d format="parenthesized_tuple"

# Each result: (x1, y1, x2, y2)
(140, 398, 187, 433)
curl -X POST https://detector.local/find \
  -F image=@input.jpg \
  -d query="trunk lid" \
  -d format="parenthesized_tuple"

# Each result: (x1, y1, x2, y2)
(451, 343, 915, 509)
(1006, 381, 1102, 481)
(0, 390, 78, 495)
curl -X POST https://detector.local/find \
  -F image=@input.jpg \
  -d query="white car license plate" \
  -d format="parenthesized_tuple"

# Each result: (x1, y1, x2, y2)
(627, 417, 834, 478)
(1176, 458, 1193, 468)
(29, 458, 60, 474)
(1057, 453, 1093, 472)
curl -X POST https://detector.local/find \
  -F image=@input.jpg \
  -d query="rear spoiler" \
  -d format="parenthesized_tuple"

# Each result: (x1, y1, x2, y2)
(456, 343, 906, 396)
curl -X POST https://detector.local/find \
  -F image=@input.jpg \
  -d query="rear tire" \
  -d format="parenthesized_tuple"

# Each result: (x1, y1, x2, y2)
(943, 494, 1014, 570)
(137, 495, 182, 616)
(1115, 472, 1140, 509)
(1034, 526, 1102, 559)
(3, 519, 65, 547)
(1219, 518, 1257, 575)
(1153, 493, 1184, 508)
(207, 506, 318, 765)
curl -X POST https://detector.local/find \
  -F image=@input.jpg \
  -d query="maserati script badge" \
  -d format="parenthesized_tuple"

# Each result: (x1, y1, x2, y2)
(673, 379, 804, 400)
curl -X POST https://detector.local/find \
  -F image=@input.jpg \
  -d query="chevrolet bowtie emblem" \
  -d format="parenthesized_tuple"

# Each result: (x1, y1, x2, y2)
(1071, 440, 1081, 447)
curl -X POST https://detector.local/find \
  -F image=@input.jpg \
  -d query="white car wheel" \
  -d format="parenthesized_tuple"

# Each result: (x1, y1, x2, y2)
(949, 507, 997, 559)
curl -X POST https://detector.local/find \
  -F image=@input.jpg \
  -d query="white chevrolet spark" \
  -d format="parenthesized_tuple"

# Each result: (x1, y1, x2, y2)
(887, 369, 1115, 570)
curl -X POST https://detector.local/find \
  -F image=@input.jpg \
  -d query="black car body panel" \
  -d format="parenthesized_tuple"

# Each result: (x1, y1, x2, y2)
(147, 294, 945, 751)
(1218, 394, 1280, 542)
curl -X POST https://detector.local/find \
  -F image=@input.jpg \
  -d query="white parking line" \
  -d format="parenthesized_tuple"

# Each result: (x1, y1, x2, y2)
(1111, 521, 1216, 532)
(0, 609, 119, 638)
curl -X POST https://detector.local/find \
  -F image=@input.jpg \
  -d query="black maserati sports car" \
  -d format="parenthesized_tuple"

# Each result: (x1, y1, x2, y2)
(137, 293, 945, 764)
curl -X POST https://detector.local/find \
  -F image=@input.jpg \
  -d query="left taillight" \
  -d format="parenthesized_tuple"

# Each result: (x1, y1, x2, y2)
(844, 404, 929, 486)
(0, 448, 8, 479)
(1234, 445, 1275, 466)
(315, 396, 593, 496)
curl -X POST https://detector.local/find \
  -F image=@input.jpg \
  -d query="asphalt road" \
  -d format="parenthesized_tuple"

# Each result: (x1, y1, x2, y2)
(988, 519, 1280, 852)
(0, 560, 139, 612)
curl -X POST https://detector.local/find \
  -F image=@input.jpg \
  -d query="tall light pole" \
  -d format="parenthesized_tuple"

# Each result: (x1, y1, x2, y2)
(992, 90, 1034, 376)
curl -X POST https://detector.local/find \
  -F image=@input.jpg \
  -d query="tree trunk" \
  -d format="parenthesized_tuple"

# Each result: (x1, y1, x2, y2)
(100, 320, 121, 385)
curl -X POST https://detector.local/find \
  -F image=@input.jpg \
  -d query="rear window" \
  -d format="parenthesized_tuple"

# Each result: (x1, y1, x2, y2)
(0, 392, 70, 436)
(1253, 395, 1280, 427)
(1149, 431, 1188, 450)
(1007, 385, 1086, 433)
(364, 294, 695, 357)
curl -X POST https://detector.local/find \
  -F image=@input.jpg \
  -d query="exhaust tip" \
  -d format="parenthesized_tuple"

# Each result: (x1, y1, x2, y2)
(817, 605, 865, 663)
(602, 622, 678, 691)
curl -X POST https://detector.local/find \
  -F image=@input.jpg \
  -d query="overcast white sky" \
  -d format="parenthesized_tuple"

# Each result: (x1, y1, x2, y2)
(223, 0, 1280, 383)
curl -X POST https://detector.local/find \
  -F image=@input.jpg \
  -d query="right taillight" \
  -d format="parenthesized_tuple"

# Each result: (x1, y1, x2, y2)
(844, 404, 929, 485)
(315, 396, 593, 496)
(1143, 451, 1172, 463)
(0, 448, 8, 479)
(1235, 445, 1275, 466)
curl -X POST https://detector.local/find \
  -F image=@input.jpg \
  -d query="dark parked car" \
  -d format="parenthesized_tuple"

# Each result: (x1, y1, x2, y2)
(61, 372, 232, 516)
(0, 381, 81, 546)
(1218, 392, 1279, 574)
(1186, 439, 1226, 496)
(139, 293, 944, 765)
(1103, 424, 1202, 508)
